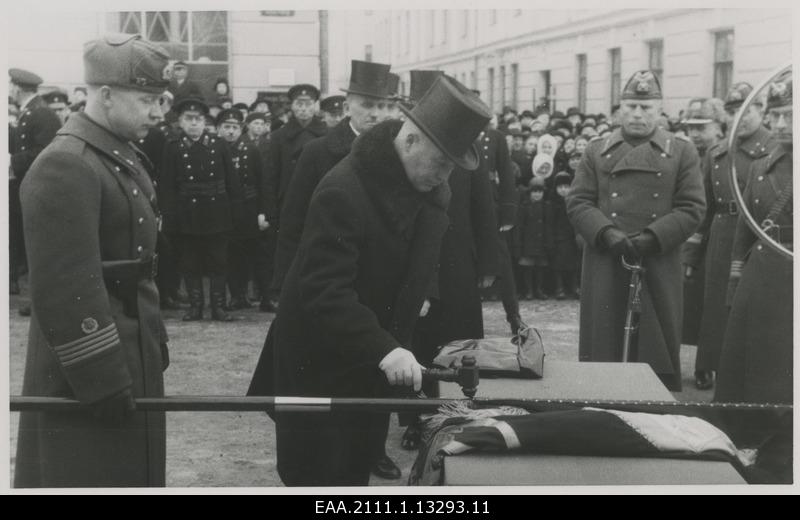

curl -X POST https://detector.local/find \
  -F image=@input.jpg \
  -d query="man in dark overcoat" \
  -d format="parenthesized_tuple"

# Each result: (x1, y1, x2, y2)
(8, 68, 61, 299)
(716, 71, 793, 406)
(159, 97, 244, 321)
(684, 84, 777, 390)
(272, 60, 396, 300)
(264, 83, 327, 303)
(249, 76, 492, 486)
(567, 70, 706, 391)
(14, 34, 171, 488)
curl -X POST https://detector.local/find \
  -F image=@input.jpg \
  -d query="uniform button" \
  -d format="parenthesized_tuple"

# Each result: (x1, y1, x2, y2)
(210, 173, 214, 177)
(115, 166, 121, 172)
(243, 156, 247, 160)
(611, 212, 617, 217)
(715, 181, 720, 186)
(754, 198, 760, 204)
(653, 193, 660, 198)
(138, 217, 145, 224)
(113, 150, 119, 155)
(211, 160, 215, 165)
(611, 174, 616, 179)
(211, 197, 216, 201)
(605, 155, 611, 159)
(651, 213, 657, 219)
(21, 134, 26, 139)
(758, 176, 764, 181)
(192, 198, 197, 203)
(20, 146, 26, 151)
(656, 172, 662, 177)
(757, 244, 763, 251)
(611, 192, 618, 198)
(21, 122, 26, 127)
(660, 153, 666, 158)
(183, 154, 189, 158)
(137, 246, 143, 253)
(714, 165, 719, 170)
(484, 146, 489, 150)
(717, 198, 723, 203)
(187, 165, 192, 169)
(132, 189, 139, 196)
(189, 176, 194, 180)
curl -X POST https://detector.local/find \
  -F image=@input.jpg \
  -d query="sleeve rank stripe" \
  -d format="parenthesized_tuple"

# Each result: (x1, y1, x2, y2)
(52, 323, 117, 352)
(53, 326, 118, 356)
(61, 340, 119, 367)
(57, 331, 120, 363)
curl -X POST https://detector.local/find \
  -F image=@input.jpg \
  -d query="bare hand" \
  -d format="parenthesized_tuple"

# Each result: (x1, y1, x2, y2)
(379, 347, 424, 392)
(684, 265, 694, 279)
(478, 275, 496, 289)
(499, 224, 514, 232)
(257, 214, 270, 231)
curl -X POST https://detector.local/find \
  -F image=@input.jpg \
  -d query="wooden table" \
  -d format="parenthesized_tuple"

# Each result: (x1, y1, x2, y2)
(438, 361, 746, 485)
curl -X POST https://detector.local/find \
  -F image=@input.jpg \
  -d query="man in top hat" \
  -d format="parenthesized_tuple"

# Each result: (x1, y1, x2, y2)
(14, 33, 171, 487)
(8, 68, 62, 303)
(158, 96, 244, 322)
(716, 70, 793, 409)
(215, 109, 272, 311)
(42, 89, 71, 125)
(270, 61, 395, 301)
(319, 95, 346, 128)
(677, 97, 726, 359)
(249, 75, 492, 486)
(686, 83, 778, 390)
(167, 60, 202, 100)
(567, 70, 706, 391)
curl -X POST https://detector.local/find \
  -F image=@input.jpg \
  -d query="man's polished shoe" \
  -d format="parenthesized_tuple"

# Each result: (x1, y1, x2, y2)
(371, 454, 401, 480)
(695, 370, 714, 390)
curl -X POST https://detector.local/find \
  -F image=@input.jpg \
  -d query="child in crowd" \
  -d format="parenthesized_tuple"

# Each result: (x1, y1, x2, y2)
(548, 171, 580, 299)
(514, 177, 551, 300)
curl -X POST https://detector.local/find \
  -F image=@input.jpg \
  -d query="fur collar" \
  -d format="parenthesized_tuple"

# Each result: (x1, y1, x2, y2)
(282, 115, 328, 141)
(351, 119, 450, 239)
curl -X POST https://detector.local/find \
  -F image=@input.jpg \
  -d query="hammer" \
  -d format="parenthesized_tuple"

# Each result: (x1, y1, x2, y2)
(422, 355, 479, 398)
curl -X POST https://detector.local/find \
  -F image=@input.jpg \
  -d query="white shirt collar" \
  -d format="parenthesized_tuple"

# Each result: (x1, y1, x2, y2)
(349, 121, 361, 137)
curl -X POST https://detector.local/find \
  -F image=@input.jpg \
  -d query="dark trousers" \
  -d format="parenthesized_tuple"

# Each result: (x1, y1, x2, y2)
(495, 229, 520, 319)
(177, 233, 228, 278)
(227, 233, 271, 299)
(262, 226, 279, 301)
(155, 233, 182, 299)
(9, 200, 25, 284)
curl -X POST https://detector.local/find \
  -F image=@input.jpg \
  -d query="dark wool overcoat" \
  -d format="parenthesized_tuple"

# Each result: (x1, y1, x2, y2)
(248, 119, 450, 486)
(567, 128, 706, 391)
(15, 113, 169, 487)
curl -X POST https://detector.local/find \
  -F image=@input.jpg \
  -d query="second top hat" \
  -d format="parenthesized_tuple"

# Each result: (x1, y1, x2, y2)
(341, 60, 393, 99)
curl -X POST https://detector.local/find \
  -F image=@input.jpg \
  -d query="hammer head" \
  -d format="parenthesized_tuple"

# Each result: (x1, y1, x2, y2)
(457, 355, 479, 399)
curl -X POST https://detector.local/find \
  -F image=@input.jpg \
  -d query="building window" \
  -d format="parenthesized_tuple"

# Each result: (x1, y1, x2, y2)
(430, 12, 436, 47)
(499, 65, 506, 109)
(441, 10, 448, 44)
(577, 54, 587, 112)
(609, 48, 622, 109)
(364, 44, 373, 62)
(713, 30, 734, 99)
(119, 11, 228, 62)
(648, 40, 664, 86)
(511, 63, 519, 110)
(462, 11, 469, 38)
(470, 71, 476, 90)
(488, 67, 495, 112)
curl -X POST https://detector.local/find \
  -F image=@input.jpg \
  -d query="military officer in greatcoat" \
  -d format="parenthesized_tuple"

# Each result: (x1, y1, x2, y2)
(567, 70, 706, 391)
(716, 70, 793, 406)
(15, 33, 171, 488)
(684, 84, 777, 390)
(8, 68, 62, 302)
(264, 82, 327, 300)
(472, 89, 526, 335)
(159, 97, 244, 322)
(216, 108, 271, 310)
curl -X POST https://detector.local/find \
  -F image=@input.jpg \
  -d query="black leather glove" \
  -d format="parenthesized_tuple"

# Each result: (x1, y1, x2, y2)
(631, 231, 660, 257)
(601, 227, 635, 258)
(91, 388, 136, 424)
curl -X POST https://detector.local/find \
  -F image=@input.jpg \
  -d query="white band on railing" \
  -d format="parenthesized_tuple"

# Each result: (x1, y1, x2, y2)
(274, 397, 332, 412)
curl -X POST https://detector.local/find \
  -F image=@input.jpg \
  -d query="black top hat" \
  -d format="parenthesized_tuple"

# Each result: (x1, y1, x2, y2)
(216, 108, 243, 126)
(387, 73, 400, 98)
(288, 83, 320, 101)
(320, 95, 345, 114)
(341, 60, 393, 98)
(409, 70, 444, 104)
(174, 96, 209, 115)
(399, 75, 491, 171)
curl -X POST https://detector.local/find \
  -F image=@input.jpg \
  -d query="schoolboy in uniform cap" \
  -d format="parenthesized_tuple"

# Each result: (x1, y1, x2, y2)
(686, 81, 777, 391)
(216, 108, 244, 143)
(320, 95, 346, 128)
(42, 89, 70, 124)
(567, 69, 705, 391)
(233, 102, 249, 120)
(250, 74, 492, 487)
(270, 62, 394, 299)
(159, 95, 244, 322)
(716, 70, 791, 412)
(8, 68, 62, 301)
(15, 33, 172, 488)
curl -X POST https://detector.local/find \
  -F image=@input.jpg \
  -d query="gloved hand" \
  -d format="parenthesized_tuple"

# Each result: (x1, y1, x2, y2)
(631, 231, 660, 257)
(602, 227, 636, 258)
(684, 265, 695, 280)
(379, 347, 424, 392)
(478, 275, 496, 289)
(91, 388, 136, 424)
(419, 299, 431, 317)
